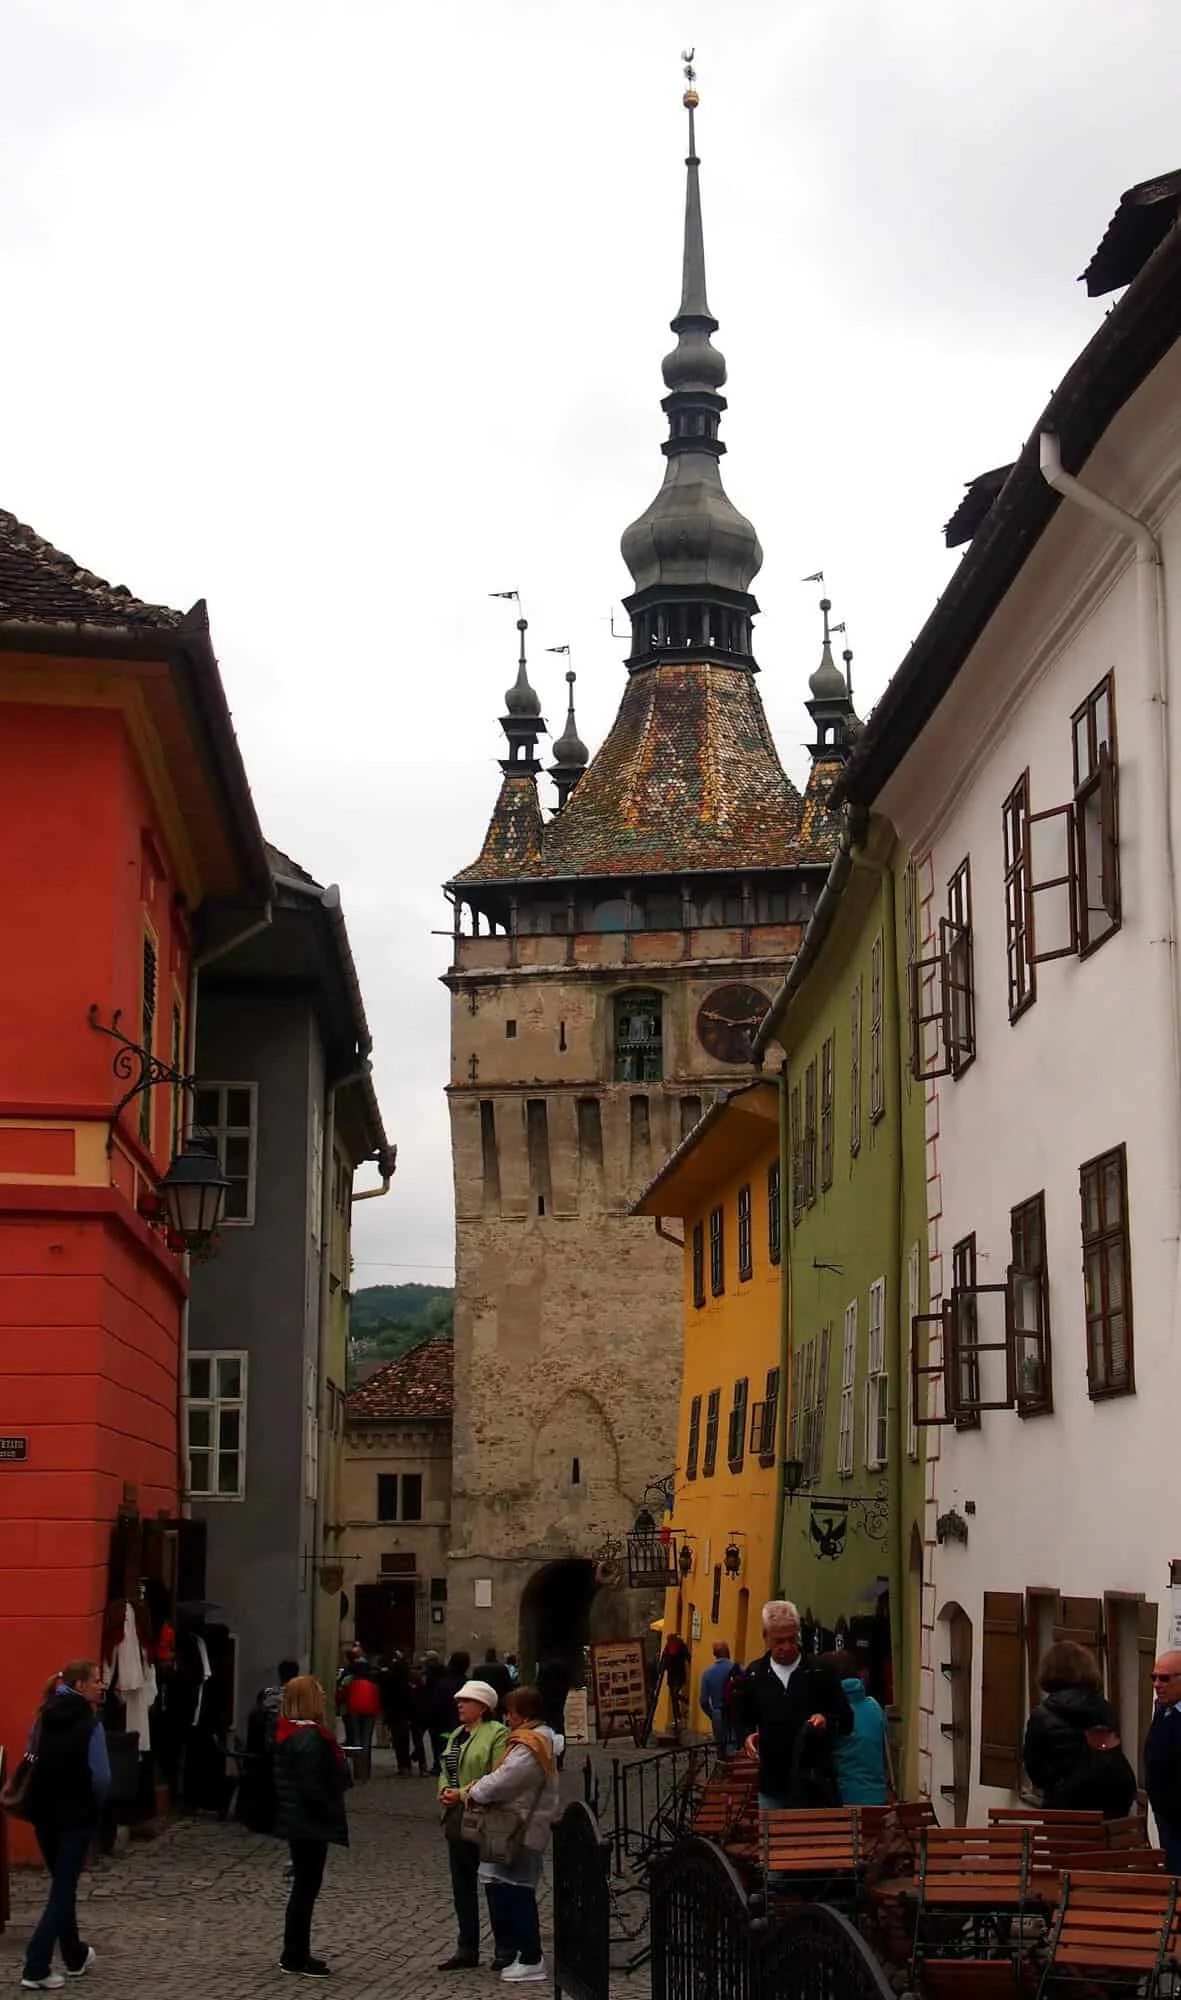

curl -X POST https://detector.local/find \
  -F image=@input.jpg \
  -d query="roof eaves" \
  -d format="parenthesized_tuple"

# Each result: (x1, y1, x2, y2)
(832, 220, 1181, 814)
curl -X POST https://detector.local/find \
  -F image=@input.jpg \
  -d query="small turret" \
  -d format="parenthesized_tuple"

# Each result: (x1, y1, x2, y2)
(550, 668, 589, 809)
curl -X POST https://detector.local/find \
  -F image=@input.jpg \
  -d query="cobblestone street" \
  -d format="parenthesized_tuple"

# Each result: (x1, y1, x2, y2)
(0, 1754, 640, 2000)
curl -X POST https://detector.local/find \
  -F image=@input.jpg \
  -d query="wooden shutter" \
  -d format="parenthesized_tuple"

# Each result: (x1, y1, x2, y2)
(980, 1591, 1026, 1790)
(1137, 1601, 1160, 1787)
(1052, 1596, 1104, 1655)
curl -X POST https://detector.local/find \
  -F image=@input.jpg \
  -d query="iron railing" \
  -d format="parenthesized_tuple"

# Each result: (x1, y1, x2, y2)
(610, 1742, 718, 1876)
(650, 1837, 897, 2000)
(552, 1801, 611, 2000)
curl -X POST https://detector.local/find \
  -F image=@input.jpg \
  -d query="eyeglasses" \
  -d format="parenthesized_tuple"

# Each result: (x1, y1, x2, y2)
(1151, 1673, 1181, 1683)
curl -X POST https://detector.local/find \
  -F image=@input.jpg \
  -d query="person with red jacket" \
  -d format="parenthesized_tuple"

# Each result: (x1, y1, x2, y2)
(340, 1648, 381, 1776)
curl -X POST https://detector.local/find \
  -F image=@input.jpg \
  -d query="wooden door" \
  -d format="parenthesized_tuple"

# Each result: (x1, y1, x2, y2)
(947, 1606, 973, 1826)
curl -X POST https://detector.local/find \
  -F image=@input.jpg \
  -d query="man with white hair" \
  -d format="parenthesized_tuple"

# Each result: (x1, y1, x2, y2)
(741, 1600, 852, 1808)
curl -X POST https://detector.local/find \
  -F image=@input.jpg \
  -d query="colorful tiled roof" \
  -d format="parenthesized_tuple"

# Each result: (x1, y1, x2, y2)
(454, 662, 830, 883)
(455, 773, 545, 884)
(346, 1340, 453, 1422)
(0, 510, 182, 630)
(800, 755, 847, 852)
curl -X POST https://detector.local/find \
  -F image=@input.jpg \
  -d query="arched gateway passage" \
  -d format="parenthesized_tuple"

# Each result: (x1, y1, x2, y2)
(519, 1560, 597, 1684)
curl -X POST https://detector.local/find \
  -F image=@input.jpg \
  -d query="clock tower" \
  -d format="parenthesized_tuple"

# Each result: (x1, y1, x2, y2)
(442, 77, 838, 1671)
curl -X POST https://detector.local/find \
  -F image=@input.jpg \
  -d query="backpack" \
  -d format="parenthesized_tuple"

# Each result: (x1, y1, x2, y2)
(722, 1665, 746, 1717)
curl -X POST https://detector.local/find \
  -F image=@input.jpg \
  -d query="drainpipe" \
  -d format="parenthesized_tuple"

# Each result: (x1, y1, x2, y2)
(848, 838, 905, 1726)
(769, 1063, 793, 1596)
(1039, 433, 1181, 1249)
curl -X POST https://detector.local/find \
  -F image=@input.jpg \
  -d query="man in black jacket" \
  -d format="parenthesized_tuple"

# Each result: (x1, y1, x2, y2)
(1145, 1650, 1181, 1871)
(741, 1600, 853, 1807)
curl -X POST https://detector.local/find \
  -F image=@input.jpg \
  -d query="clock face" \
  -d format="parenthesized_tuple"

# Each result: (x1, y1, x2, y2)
(696, 983, 771, 1064)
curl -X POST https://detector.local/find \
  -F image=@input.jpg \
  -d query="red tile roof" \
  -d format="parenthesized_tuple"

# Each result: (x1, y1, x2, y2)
(454, 661, 828, 884)
(346, 1340, 453, 1422)
(0, 510, 182, 630)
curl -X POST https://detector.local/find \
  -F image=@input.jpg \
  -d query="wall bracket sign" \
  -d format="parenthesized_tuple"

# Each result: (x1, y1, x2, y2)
(0, 1437, 29, 1463)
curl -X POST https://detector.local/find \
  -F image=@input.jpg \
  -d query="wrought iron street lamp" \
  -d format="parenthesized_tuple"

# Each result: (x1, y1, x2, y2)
(89, 1005, 231, 1256)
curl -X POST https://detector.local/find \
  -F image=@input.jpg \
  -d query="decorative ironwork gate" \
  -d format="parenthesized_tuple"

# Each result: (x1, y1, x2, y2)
(553, 1800, 611, 2000)
(650, 1837, 897, 2000)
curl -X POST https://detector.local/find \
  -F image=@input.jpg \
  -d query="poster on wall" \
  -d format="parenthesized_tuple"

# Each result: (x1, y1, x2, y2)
(563, 1688, 591, 1744)
(590, 1639, 648, 1743)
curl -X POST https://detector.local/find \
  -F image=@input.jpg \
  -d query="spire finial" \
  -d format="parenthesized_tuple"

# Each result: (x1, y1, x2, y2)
(491, 591, 544, 769)
(804, 574, 848, 702)
(681, 47, 698, 158)
(547, 646, 589, 808)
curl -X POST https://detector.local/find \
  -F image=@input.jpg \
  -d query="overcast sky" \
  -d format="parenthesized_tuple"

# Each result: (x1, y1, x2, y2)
(5, 0, 1179, 1288)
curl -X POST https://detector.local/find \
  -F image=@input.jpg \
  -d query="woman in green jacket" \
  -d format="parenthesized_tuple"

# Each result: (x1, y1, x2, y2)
(437, 1680, 508, 1969)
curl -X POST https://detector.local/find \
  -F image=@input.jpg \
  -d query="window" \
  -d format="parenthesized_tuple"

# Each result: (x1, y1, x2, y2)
(909, 860, 977, 1080)
(193, 1083, 258, 1224)
(727, 1377, 749, 1471)
(869, 936, 885, 1121)
(614, 990, 663, 1081)
(1073, 672, 1120, 953)
(506, 1019, 517, 1039)
(186, 1352, 246, 1499)
(850, 981, 863, 1155)
(430, 1577, 448, 1602)
(686, 1394, 702, 1480)
(170, 998, 184, 1153)
(310, 1098, 323, 1247)
(691, 1221, 706, 1308)
(1003, 773, 1035, 1019)
(375, 1472, 423, 1522)
(755, 1366, 779, 1464)
(709, 1205, 725, 1296)
(703, 1388, 721, 1476)
(304, 1355, 319, 1503)
(803, 1059, 818, 1204)
(951, 1234, 981, 1431)
(711, 1564, 723, 1625)
(837, 1302, 857, 1476)
(906, 1242, 921, 1459)
(571, 1457, 580, 1484)
(820, 1034, 835, 1188)
(790, 1084, 804, 1222)
(903, 858, 918, 977)
(865, 1278, 888, 1469)
(1080, 1143, 1133, 1398)
(1011, 1192, 1052, 1415)
(140, 934, 158, 1147)
(812, 1326, 832, 1482)
(768, 1160, 782, 1265)
(737, 1184, 753, 1280)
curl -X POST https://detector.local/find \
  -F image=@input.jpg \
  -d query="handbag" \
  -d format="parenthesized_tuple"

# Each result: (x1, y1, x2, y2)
(1, 1751, 36, 1821)
(474, 1773, 547, 1868)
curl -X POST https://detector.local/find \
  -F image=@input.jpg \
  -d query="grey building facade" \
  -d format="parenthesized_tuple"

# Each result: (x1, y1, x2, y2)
(187, 853, 393, 1718)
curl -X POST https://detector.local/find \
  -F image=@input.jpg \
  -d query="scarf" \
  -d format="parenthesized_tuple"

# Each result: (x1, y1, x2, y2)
(498, 1727, 555, 1777)
(276, 1715, 346, 1768)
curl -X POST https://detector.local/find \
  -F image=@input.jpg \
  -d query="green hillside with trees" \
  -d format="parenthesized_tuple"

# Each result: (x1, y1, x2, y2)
(348, 1283, 453, 1376)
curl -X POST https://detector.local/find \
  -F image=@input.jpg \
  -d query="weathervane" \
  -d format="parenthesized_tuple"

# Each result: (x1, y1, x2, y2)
(681, 47, 698, 153)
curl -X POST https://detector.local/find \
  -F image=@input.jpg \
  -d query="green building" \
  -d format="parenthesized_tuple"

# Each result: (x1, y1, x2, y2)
(755, 620, 927, 1793)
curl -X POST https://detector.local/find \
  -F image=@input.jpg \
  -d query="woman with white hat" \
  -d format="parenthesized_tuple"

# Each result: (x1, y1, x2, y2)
(436, 1680, 508, 1970)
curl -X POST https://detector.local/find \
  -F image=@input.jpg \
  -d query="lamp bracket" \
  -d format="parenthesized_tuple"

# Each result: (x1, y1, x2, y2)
(89, 1005, 195, 1153)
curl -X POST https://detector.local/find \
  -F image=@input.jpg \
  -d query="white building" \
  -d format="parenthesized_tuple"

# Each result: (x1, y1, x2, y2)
(836, 171, 1181, 1823)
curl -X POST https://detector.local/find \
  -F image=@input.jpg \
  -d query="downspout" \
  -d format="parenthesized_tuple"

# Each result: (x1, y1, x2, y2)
(312, 1057, 371, 1676)
(769, 1063, 792, 1594)
(1039, 433, 1181, 1249)
(849, 836, 906, 1746)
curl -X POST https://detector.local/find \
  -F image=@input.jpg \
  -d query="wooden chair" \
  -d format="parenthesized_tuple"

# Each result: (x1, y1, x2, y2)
(760, 1807, 862, 1905)
(1037, 1868, 1179, 1998)
(987, 1808, 1106, 1874)
(688, 1762, 757, 1843)
(914, 1827, 1034, 1972)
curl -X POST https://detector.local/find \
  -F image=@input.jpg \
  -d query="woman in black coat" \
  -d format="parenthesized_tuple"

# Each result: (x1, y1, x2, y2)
(273, 1676, 350, 1976)
(1022, 1641, 1137, 1818)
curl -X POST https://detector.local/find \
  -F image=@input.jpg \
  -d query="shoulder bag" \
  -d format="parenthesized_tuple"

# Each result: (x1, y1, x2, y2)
(474, 1770, 548, 1868)
(1, 1717, 41, 1821)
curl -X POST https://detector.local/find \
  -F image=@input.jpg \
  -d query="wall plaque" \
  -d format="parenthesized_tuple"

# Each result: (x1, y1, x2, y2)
(0, 1437, 28, 1463)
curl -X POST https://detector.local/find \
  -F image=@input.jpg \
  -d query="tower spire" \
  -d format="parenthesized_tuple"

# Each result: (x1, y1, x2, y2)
(491, 595, 545, 771)
(619, 59, 763, 674)
(804, 585, 858, 764)
(548, 651, 589, 809)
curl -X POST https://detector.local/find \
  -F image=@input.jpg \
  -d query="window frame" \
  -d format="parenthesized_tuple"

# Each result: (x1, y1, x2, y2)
(686, 1393, 702, 1480)
(1010, 1191, 1053, 1416)
(759, 1365, 779, 1467)
(946, 857, 976, 1077)
(702, 1387, 721, 1476)
(727, 1377, 749, 1472)
(192, 1081, 259, 1227)
(906, 1241, 921, 1459)
(803, 1059, 818, 1204)
(864, 1277, 888, 1470)
(737, 1183, 753, 1282)
(950, 1234, 981, 1432)
(1072, 672, 1121, 956)
(613, 989, 663, 1082)
(849, 981, 863, 1156)
(837, 1301, 857, 1477)
(1080, 1142, 1134, 1399)
(869, 937, 885, 1122)
(1003, 771, 1036, 1021)
(185, 1349, 248, 1501)
(709, 1204, 725, 1297)
(768, 1159, 782, 1266)
(140, 929, 159, 1149)
(820, 1033, 835, 1189)
(790, 1083, 805, 1222)
(691, 1220, 706, 1309)
(377, 1472, 398, 1522)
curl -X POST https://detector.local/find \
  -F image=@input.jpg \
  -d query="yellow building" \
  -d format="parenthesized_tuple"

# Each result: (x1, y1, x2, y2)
(633, 1081, 783, 1725)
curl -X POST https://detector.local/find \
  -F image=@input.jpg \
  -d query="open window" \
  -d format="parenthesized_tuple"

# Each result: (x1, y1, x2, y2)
(911, 1277, 1017, 1426)
(613, 990, 662, 1081)
(908, 861, 976, 1079)
(1011, 1192, 1053, 1415)
(1073, 672, 1120, 954)
(1026, 803, 1078, 961)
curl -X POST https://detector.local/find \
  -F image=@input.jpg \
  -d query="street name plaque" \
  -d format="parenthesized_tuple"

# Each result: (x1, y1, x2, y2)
(0, 1436, 29, 1462)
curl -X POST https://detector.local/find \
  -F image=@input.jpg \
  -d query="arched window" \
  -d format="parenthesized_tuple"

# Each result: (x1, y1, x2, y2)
(614, 990, 663, 1082)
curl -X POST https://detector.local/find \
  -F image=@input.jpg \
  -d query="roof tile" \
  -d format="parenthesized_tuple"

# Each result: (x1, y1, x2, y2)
(346, 1340, 453, 1422)
(0, 510, 182, 631)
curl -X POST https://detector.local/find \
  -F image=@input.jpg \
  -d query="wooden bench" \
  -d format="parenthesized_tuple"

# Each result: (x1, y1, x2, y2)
(760, 1807, 862, 1903)
(1038, 1868, 1179, 1998)
(914, 1827, 1035, 1971)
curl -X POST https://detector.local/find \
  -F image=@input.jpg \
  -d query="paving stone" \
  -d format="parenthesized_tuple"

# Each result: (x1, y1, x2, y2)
(0, 1750, 651, 2000)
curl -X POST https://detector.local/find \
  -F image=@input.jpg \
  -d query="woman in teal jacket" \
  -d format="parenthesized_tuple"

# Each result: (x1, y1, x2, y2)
(824, 1653, 889, 1806)
(436, 1680, 509, 1970)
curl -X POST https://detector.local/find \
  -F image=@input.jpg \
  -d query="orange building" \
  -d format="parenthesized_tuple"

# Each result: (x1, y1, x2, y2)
(0, 510, 270, 1813)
